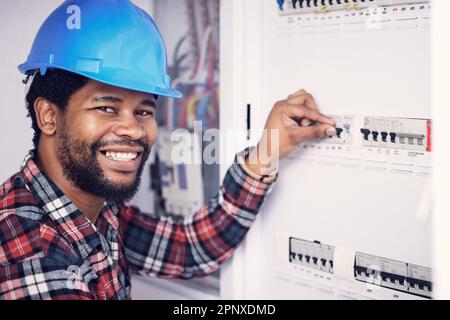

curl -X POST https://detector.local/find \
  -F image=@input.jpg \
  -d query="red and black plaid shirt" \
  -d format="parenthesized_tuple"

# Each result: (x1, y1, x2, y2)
(0, 150, 275, 300)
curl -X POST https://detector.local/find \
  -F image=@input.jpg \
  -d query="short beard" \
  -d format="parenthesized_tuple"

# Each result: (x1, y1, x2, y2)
(57, 128, 150, 202)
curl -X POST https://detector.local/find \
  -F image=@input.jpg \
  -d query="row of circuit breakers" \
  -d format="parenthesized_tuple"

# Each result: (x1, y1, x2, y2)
(276, 0, 428, 14)
(289, 237, 432, 298)
(308, 116, 431, 152)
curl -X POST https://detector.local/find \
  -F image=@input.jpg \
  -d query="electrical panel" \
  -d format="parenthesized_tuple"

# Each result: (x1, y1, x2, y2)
(141, 0, 221, 297)
(221, 0, 432, 300)
(155, 130, 204, 216)
(149, 0, 220, 218)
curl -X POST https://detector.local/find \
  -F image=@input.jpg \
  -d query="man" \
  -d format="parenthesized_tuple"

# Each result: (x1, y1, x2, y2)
(0, 0, 336, 299)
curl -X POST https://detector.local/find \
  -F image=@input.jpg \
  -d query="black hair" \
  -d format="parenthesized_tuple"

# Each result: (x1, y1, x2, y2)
(24, 69, 89, 149)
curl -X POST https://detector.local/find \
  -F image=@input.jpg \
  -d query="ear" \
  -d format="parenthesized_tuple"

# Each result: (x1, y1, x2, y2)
(34, 98, 60, 137)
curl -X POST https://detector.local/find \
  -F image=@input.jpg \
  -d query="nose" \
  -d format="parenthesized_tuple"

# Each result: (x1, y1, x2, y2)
(111, 112, 145, 141)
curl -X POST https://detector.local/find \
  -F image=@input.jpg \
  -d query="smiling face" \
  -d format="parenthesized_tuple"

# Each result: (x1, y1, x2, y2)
(55, 80, 158, 201)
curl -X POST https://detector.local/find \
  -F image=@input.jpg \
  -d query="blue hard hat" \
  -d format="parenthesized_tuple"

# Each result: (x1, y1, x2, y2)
(18, 0, 182, 98)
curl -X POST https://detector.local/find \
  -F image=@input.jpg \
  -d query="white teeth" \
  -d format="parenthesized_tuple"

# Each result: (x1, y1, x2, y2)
(105, 151, 138, 162)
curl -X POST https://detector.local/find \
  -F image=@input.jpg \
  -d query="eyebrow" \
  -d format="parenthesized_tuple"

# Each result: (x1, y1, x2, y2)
(92, 96, 156, 108)
(140, 99, 157, 108)
(92, 96, 123, 104)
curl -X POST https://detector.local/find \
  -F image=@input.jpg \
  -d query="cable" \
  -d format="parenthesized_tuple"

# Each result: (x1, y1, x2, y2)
(167, 26, 212, 130)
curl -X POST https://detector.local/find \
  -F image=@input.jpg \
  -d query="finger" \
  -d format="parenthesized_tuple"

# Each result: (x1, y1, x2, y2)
(289, 124, 337, 145)
(300, 118, 312, 127)
(287, 89, 307, 99)
(284, 103, 336, 126)
(286, 90, 319, 112)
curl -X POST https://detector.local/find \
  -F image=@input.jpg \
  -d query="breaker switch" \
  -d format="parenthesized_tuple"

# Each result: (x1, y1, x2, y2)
(336, 127, 344, 138)
(360, 128, 371, 141)
(418, 136, 424, 146)
(381, 132, 388, 142)
(389, 132, 397, 143)
(372, 131, 379, 142)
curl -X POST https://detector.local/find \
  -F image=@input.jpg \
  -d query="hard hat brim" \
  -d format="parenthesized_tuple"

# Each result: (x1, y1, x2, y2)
(18, 63, 183, 99)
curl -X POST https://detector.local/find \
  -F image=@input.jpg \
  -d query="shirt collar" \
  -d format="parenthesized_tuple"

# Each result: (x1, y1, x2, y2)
(21, 150, 121, 260)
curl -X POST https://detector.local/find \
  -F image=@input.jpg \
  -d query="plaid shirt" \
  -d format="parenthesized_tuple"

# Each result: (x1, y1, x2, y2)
(0, 150, 275, 300)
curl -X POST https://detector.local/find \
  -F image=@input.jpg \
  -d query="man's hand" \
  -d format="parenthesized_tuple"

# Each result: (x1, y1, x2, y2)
(245, 89, 336, 176)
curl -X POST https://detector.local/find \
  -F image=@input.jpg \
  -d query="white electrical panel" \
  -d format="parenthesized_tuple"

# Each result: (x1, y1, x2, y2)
(221, 0, 432, 300)
(156, 130, 204, 216)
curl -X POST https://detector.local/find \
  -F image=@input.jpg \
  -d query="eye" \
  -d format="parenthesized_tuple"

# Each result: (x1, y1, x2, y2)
(96, 106, 116, 114)
(136, 109, 154, 117)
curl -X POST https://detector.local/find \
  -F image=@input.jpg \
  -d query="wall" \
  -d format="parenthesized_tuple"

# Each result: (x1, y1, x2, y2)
(0, 0, 59, 183)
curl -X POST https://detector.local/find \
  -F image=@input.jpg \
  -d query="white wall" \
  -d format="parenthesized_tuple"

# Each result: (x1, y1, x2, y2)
(0, 0, 62, 183)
